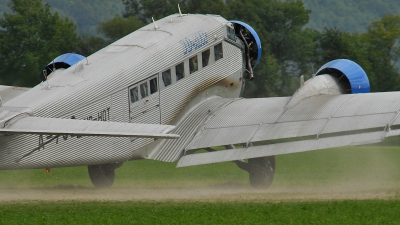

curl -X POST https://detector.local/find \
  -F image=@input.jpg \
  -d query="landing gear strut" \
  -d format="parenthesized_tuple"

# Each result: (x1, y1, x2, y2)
(235, 156, 276, 189)
(87, 163, 123, 188)
(220, 144, 275, 189)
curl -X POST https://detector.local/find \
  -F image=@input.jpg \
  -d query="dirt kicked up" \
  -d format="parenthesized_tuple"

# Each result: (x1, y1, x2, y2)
(1, 182, 399, 202)
(1, 145, 400, 203)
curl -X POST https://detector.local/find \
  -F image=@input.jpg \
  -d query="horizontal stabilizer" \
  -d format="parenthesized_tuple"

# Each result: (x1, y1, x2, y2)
(177, 131, 382, 167)
(1, 116, 179, 139)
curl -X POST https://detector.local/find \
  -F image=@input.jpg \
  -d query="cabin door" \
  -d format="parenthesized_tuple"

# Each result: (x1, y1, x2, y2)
(128, 74, 161, 124)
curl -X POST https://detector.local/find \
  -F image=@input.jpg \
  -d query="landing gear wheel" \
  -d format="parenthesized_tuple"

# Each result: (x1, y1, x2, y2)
(88, 164, 116, 188)
(248, 156, 275, 189)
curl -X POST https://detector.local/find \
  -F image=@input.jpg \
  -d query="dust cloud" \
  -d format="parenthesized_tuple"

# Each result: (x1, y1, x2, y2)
(0, 181, 399, 203)
(1, 147, 400, 202)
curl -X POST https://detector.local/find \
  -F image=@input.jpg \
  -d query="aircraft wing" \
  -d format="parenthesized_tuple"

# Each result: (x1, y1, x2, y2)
(177, 92, 400, 167)
(0, 85, 30, 103)
(1, 116, 179, 139)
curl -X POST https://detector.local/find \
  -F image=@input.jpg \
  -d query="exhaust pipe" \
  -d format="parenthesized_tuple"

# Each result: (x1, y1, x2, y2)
(240, 30, 254, 81)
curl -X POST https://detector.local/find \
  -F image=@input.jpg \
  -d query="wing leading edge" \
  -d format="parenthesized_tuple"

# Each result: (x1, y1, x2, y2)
(1, 116, 179, 139)
(176, 92, 400, 167)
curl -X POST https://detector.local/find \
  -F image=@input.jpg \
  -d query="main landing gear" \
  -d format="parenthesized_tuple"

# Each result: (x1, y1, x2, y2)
(235, 156, 276, 189)
(87, 151, 276, 189)
(219, 144, 276, 189)
(87, 162, 123, 188)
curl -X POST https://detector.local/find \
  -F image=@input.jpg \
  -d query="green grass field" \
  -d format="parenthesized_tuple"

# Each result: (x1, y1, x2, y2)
(1, 200, 400, 225)
(1, 145, 400, 224)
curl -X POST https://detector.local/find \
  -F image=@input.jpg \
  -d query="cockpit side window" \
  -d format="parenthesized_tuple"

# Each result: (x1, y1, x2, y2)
(176, 63, 185, 81)
(140, 82, 148, 98)
(214, 43, 223, 61)
(227, 26, 236, 41)
(202, 49, 210, 67)
(162, 69, 171, 87)
(149, 76, 158, 94)
(189, 55, 198, 74)
(130, 86, 139, 103)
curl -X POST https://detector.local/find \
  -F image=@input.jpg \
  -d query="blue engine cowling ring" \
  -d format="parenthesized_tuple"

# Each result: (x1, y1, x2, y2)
(229, 20, 262, 69)
(39, 53, 85, 82)
(315, 59, 370, 94)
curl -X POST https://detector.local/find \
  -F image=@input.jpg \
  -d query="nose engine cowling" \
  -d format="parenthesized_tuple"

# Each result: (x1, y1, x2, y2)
(39, 53, 85, 82)
(229, 20, 262, 81)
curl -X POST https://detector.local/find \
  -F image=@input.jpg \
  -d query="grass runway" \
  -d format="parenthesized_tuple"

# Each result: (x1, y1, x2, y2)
(1, 145, 400, 224)
(2, 200, 400, 225)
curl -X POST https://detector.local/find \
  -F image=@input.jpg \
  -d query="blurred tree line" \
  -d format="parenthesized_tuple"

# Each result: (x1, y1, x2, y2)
(1, 0, 400, 97)
(302, 0, 400, 33)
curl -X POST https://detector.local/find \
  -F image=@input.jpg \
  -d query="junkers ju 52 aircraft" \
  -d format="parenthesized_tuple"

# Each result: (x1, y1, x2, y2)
(0, 10, 399, 188)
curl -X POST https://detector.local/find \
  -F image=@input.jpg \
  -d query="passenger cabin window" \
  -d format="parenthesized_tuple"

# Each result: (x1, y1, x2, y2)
(129, 75, 159, 105)
(214, 43, 223, 61)
(140, 82, 148, 98)
(130, 86, 139, 103)
(162, 69, 171, 87)
(176, 63, 185, 81)
(189, 55, 198, 74)
(149, 76, 158, 94)
(202, 49, 210, 67)
(227, 26, 236, 41)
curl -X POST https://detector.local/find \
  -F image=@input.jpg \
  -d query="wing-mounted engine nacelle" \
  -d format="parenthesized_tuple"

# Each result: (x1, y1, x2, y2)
(315, 59, 370, 94)
(39, 53, 85, 82)
(229, 20, 262, 81)
(286, 59, 370, 108)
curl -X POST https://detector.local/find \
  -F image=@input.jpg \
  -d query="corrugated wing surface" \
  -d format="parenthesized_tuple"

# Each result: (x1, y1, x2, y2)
(182, 92, 400, 165)
(0, 86, 30, 103)
(178, 131, 383, 167)
(2, 116, 177, 138)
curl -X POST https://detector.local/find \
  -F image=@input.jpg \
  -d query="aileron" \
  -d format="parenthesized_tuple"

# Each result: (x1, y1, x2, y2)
(178, 131, 383, 167)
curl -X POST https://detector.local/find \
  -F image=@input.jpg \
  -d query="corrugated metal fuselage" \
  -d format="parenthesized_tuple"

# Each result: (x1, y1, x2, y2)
(0, 14, 245, 169)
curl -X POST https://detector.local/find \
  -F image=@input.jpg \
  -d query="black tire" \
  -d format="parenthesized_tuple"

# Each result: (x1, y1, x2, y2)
(88, 164, 115, 188)
(248, 156, 275, 189)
